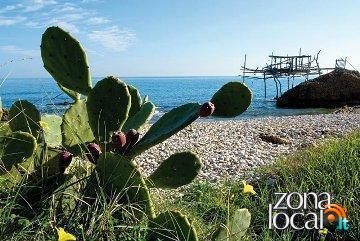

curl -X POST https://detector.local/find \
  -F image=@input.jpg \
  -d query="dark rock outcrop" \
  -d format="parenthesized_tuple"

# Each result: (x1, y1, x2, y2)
(276, 69, 360, 108)
(259, 133, 290, 145)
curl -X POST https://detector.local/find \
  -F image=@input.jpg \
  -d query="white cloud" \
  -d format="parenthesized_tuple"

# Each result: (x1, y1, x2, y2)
(24, 20, 41, 28)
(49, 21, 80, 33)
(88, 26, 136, 52)
(23, 0, 57, 13)
(0, 16, 26, 26)
(0, 1, 137, 52)
(81, 0, 104, 3)
(0, 4, 24, 13)
(87, 17, 109, 25)
(0, 45, 38, 57)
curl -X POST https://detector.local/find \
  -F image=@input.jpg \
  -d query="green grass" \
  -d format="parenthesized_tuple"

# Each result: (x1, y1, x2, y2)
(160, 131, 360, 241)
(0, 130, 359, 240)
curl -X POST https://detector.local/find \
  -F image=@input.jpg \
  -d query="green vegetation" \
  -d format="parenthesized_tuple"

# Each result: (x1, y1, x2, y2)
(0, 26, 253, 240)
(0, 26, 357, 241)
(1, 116, 358, 240)
(160, 131, 360, 241)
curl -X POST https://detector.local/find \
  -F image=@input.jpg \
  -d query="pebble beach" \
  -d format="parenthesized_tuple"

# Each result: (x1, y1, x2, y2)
(136, 113, 360, 182)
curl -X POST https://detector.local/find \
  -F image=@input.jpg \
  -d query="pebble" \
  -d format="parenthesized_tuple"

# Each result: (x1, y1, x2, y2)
(135, 113, 360, 182)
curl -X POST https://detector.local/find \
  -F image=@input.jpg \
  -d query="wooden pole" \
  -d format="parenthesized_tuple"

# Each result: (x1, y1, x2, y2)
(274, 77, 278, 99)
(263, 72, 267, 98)
(242, 54, 247, 83)
(277, 77, 282, 95)
(287, 76, 290, 90)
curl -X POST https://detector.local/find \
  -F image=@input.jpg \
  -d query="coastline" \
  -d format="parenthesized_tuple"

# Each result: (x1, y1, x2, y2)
(136, 112, 360, 182)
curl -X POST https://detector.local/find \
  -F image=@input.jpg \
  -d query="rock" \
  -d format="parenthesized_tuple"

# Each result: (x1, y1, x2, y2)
(259, 133, 290, 145)
(277, 69, 360, 108)
(334, 105, 360, 114)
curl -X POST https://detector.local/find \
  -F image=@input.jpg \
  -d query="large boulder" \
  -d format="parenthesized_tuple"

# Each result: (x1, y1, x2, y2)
(276, 69, 360, 108)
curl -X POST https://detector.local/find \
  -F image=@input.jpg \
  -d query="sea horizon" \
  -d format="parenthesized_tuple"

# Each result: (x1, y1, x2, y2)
(0, 76, 332, 121)
(5, 75, 240, 79)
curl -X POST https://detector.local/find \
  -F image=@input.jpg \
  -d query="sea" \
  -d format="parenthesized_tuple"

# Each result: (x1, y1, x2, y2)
(0, 76, 331, 121)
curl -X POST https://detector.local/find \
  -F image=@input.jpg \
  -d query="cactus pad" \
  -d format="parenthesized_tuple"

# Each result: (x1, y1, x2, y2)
(0, 123, 11, 145)
(87, 77, 131, 142)
(122, 101, 155, 132)
(0, 166, 22, 188)
(211, 82, 252, 117)
(41, 114, 62, 147)
(96, 152, 155, 218)
(17, 173, 70, 214)
(41, 26, 92, 95)
(129, 103, 200, 157)
(127, 85, 142, 118)
(214, 208, 251, 241)
(58, 83, 81, 101)
(62, 100, 95, 155)
(148, 210, 198, 241)
(40, 147, 72, 177)
(148, 152, 201, 189)
(0, 98, 3, 120)
(2, 131, 36, 169)
(9, 100, 41, 136)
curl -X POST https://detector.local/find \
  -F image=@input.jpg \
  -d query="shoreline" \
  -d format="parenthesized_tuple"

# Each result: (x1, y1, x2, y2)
(136, 112, 360, 182)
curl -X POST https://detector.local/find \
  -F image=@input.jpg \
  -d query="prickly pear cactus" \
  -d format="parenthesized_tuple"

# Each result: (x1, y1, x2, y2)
(87, 77, 131, 143)
(2, 131, 37, 170)
(147, 152, 201, 189)
(127, 84, 142, 118)
(122, 101, 155, 132)
(148, 210, 198, 241)
(211, 82, 252, 117)
(0, 123, 11, 145)
(22, 26, 254, 241)
(41, 114, 62, 147)
(16, 173, 70, 216)
(61, 100, 94, 154)
(96, 152, 155, 218)
(0, 98, 3, 120)
(8, 100, 41, 136)
(41, 26, 92, 95)
(214, 208, 251, 241)
(128, 103, 200, 157)
(40, 148, 73, 177)
(57, 83, 81, 101)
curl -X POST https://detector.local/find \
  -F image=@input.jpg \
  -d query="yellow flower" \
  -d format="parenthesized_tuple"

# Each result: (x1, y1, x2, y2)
(318, 228, 328, 235)
(242, 181, 256, 195)
(57, 227, 76, 241)
(39, 121, 49, 130)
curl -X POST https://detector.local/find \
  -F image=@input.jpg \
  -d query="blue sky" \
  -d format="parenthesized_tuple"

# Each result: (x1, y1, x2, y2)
(0, 0, 360, 78)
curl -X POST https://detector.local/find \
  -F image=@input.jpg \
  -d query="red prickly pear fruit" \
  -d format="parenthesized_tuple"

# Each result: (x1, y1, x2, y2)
(198, 102, 215, 117)
(126, 129, 140, 147)
(86, 143, 102, 164)
(112, 131, 127, 151)
(59, 150, 73, 173)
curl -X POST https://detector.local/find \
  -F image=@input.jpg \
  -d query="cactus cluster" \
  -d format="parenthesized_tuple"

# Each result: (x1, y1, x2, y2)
(0, 26, 253, 240)
(0, 101, 73, 211)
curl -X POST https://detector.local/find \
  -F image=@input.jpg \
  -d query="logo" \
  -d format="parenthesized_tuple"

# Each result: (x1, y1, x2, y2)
(268, 192, 350, 231)
(323, 204, 349, 230)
